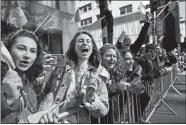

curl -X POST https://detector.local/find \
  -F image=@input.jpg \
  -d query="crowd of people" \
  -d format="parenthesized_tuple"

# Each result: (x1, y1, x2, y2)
(1, 21, 185, 124)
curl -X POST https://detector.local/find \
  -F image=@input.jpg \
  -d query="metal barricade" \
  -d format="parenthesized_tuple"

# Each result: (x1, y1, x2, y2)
(143, 64, 182, 123)
(59, 64, 182, 124)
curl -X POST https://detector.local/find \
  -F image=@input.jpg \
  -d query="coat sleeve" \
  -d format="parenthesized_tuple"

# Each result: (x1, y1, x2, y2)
(1, 88, 21, 123)
(130, 22, 150, 55)
(88, 78, 109, 118)
(138, 57, 154, 81)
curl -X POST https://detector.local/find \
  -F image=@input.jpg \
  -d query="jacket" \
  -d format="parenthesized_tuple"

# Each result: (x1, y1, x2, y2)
(130, 22, 150, 55)
(39, 63, 109, 123)
(1, 62, 42, 123)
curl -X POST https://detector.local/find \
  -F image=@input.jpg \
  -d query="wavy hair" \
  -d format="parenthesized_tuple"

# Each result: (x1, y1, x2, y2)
(99, 44, 126, 82)
(4, 29, 43, 81)
(65, 30, 100, 68)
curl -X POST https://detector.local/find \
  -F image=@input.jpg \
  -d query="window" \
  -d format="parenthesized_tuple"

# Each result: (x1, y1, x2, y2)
(42, 0, 58, 9)
(81, 17, 92, 26)
(79, 3, 92, 13)
(120, 4, 132, 15)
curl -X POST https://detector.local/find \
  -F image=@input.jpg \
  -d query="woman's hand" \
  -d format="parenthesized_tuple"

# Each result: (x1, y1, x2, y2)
(83, 75, 98, 111)
(39, 113, 59, 124)
(118, 80, 131, 91)
(36, 75, 45, 85)
(42, 52, 55, 71)
(2, 70, 23, 105)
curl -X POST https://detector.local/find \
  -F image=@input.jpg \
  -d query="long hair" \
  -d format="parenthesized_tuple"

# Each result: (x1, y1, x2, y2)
(99, 44, 126, 82)
(121, 50, 140, 79)
(65, 30, 100, 68)
(4, 29, 43, 81)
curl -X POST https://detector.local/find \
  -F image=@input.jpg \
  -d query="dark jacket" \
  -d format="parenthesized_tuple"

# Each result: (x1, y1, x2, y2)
(130, 22, 150, 55)
(116, 22, 150, 56)
(137, 55, 154, 81)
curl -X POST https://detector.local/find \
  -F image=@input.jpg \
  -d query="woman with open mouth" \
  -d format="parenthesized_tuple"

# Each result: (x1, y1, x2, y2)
(90, 43, 136, 124)
(39, 30, 109, 123)
(1, 29, 46, 123)
(122, 50, 150, 123)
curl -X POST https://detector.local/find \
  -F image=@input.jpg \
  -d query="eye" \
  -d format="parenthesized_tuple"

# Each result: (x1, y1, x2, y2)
(30, 49, 37, 53)
(17, 46, 25, 51)
(78, 39, 83, 43)
(87, 39, 91, 43)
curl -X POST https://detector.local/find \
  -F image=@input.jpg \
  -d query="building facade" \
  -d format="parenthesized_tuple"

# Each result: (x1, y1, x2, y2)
(179, 1, 186, 43)
(1, 0, 79, 53)
(75, 1, 150, 48)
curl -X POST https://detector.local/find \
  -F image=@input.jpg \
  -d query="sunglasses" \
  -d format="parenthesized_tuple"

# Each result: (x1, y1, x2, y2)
(149, 49, 157, 53)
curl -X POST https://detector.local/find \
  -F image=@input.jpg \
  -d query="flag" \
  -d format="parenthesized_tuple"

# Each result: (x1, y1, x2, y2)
(9, 0, 28, 28)
(138, 2, 146, 15)
(42, 19, 55, 31)
(1, 41, 16, 70)
(70, 8, 81, 23)
(114, 30, 126, 45)
(118, 31, 126, 42)
(34, 13, 51, 34)
(101, 26, 107, 38)
(168, 2, 177, 17)
(128, 65, 141, 79)
(91, 16, 105, 30)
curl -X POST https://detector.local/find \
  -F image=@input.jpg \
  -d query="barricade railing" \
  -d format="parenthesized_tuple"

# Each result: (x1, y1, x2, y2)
(143, 63, 183, 123)
(56, 64, 182, 124)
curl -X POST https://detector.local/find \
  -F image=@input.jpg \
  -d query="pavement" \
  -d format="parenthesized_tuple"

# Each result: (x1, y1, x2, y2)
(149, 70, 186, 124)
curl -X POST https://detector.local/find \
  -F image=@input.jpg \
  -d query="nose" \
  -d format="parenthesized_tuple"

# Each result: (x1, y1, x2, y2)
(129, 59, 134, 65)
(110, 56, 115, 61)
(23, 51, 31, 59)
(82, 39, 88, 45)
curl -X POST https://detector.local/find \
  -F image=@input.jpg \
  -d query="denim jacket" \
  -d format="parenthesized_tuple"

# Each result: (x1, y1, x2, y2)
(39, 63, 109, 123)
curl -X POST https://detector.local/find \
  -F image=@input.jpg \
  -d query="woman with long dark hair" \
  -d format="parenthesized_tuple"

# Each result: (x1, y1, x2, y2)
(121, 49, 150, 123)
(40, 30, 109, 123)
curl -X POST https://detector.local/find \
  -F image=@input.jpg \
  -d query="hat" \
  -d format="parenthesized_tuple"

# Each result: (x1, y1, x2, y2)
(145, 44, 156, 52)
(145, 44, 156, 50)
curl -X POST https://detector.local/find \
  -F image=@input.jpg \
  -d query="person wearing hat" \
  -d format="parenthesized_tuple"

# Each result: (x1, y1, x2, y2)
(137, 44, 160, 81)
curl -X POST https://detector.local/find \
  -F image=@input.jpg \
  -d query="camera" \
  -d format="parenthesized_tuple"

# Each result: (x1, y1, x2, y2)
(48, 54, 65, 66)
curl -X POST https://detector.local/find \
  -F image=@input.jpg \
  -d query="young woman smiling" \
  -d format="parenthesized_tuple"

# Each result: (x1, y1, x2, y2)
(39, 30, 109, 123)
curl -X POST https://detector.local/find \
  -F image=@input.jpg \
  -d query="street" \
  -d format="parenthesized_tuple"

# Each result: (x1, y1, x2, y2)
(150, 70, 186, 123)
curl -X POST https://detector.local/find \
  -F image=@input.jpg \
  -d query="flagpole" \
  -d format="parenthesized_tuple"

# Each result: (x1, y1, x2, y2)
(162, 12, 170, 21)
(157, 1, 179, 10)
(33, 13, 51, 34)
(157, 4, 167, 18)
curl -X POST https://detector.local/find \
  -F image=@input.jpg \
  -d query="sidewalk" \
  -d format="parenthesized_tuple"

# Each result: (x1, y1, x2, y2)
(149, 84, 186, 123)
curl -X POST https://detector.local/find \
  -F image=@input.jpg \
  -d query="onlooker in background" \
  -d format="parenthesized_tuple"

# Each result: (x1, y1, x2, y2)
(165, 50, 178, 67)
(115, 15, 150, 56)
(137, 44, 157, 81)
